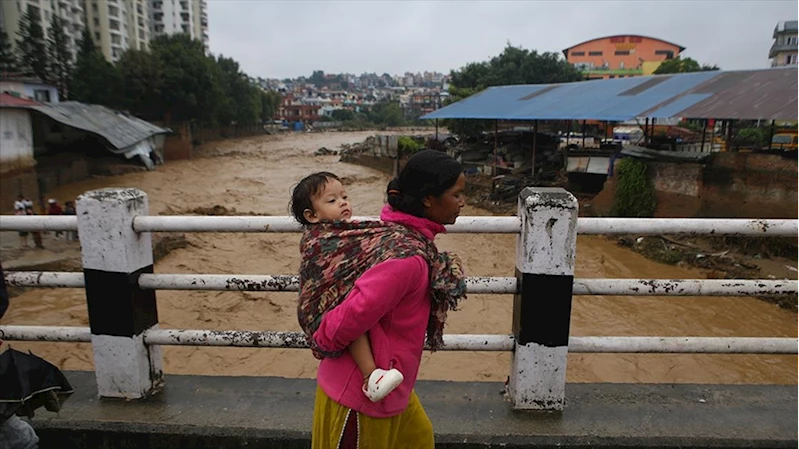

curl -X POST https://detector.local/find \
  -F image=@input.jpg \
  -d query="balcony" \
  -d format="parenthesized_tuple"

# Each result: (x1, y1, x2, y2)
(769, 39, 797, 58)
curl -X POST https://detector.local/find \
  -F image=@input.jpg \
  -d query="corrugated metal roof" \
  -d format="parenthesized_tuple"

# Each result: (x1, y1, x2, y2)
(28, 102, 170, 151)
(0, 93, 41, 108)
(423, 67, 797, 122)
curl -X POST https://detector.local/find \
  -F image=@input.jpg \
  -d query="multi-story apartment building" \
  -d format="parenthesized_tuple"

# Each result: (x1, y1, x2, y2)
(769, 20, 797, 67)
(83, 0, 150, 62)
(0, 0, 86, 62)
(563, 35, 685, 79)
(149, 0, 207, 50)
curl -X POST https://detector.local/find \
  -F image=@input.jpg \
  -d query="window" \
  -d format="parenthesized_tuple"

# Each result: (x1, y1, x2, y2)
(614, 50, 630, 56)
(588, 51, 603, 56)
(94, 31, 100, 40)
(619, 61, 625, 69)
(571, 51, 585, 56)
(154, 12, 163, 21)
(152, 1, 162, 10)
(655, 50, 675, 59)
(788, 54, 797, 65)
(34, 89, 51, 102)
(610, 36, 624, 43)
(108, 5, 119, 17)
(111, 34, 121, 44)
(629, 36, 642, 43)
(93, 17, 99, 26)
(789, 36, 798, 45)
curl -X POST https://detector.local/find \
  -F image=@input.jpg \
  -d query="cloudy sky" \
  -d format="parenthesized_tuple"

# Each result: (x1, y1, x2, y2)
(207, 0, 797, 79)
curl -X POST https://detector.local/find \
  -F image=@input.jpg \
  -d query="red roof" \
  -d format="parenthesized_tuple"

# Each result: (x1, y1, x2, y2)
(0, 92, 40, 108)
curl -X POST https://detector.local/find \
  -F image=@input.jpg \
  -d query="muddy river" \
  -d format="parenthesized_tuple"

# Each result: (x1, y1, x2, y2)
(1, 131, 796, 384)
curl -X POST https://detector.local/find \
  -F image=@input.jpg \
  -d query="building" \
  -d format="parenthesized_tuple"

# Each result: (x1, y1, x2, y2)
(149, 0, 208, 50)
(0, 0, 85, 62)
(769, 21, 797, 67)
(84, 0, 150, 62)
(1, 75, 60, 103)
(563, 35, 685, 79)
(278, 93, 321, 124)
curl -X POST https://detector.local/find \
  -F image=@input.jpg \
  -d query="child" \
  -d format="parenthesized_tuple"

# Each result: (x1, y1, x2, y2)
(291, 172, 404, 402)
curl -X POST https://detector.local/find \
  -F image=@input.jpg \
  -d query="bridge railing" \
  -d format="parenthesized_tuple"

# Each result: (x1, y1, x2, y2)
(0, 187, 796, 411)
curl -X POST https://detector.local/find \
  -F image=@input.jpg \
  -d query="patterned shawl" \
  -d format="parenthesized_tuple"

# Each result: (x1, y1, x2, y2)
(297, 219, 467, 360)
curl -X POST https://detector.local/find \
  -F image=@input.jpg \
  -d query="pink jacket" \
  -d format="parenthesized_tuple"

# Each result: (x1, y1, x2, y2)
(313, 205, 446, 418)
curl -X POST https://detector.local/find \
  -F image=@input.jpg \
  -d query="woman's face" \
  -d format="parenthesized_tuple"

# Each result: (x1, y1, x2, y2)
(423, 174, 466, 225)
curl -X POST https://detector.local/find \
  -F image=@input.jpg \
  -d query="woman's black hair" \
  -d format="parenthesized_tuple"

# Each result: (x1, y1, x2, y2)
(290, 172, 341, 225)
(386, 149, 463, 217)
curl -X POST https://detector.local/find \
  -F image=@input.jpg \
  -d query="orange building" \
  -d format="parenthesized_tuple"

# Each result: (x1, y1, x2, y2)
(563, 35, 685, 80)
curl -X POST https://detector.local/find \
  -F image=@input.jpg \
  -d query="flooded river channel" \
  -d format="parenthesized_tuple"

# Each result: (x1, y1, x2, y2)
(1, 131, 796, 384)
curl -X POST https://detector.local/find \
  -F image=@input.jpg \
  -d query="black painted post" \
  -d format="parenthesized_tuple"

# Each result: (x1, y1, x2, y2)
(76, 188, 163, 399)
(509, 187, 578, 410)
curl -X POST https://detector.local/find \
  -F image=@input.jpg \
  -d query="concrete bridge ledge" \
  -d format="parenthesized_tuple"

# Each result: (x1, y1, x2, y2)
(29, 371, 797, 448)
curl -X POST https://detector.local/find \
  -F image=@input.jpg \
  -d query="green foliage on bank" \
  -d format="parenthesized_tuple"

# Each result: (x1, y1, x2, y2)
(398, 136, 424, 154)
(612, 158, 657, 217)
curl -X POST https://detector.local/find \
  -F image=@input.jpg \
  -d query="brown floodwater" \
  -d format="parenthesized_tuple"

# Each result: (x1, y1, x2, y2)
(1, 131, 796, 384)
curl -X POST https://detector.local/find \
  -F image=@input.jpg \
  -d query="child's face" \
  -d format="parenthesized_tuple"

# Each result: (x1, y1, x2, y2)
(304, 179, 352, 223)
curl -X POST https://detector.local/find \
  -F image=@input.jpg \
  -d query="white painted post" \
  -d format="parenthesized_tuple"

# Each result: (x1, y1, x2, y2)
(76, 188, 163, 399)
(509, 187, 578, 410)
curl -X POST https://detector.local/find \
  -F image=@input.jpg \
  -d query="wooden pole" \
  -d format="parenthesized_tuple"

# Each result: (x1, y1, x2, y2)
(435, 119, 439, 141)
(581, 120, 587, 148)
(700, 119, 708, 152)
(493, 120, 498, 177)
(532, 120, 538, 181)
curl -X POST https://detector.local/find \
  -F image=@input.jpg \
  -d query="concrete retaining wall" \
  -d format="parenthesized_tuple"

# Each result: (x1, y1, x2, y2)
(594, 152, 798, 218)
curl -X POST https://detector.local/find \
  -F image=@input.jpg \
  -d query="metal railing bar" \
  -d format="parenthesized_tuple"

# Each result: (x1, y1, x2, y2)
(1, 326, 794, 354)
(5, 272, 796, 297)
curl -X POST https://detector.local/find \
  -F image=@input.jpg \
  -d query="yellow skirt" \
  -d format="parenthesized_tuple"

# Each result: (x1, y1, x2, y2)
(311, 385, 434, 449)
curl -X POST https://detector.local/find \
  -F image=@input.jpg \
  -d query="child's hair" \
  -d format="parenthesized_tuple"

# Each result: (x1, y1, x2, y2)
(387, 150, 463, 217)
(290, 171, 341, 225)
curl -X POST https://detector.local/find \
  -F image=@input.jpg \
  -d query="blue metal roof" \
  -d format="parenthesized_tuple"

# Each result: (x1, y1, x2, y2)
(423, 67, 797, 121)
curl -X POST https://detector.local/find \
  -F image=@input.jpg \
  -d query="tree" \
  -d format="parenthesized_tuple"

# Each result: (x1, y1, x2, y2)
(310, 70, 325, 87)
(0, 31, 18, 74)
(446, 44, 584, 137)
(260, 90, 282, 122)
(331, 108, 355, 122)
(369, 100, 405, 127)
(16, 9, 49, 81)
(214, 55, 261, 125)
(48, 15, 73, 99)
(117, 49, 164, 118)
(148, 34, 223, 124)
(654, 57, 719, 74)
(69, 28, 121, 107)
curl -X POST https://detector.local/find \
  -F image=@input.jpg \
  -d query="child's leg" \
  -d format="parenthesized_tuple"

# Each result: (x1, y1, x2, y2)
(348, 334, 377, 380)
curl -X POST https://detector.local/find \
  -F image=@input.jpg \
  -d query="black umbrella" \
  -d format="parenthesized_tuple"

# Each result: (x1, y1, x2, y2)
(0, 348, 74, 420)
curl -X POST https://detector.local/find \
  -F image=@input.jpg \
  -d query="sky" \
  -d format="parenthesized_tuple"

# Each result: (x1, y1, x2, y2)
(207, 0, 798, 79)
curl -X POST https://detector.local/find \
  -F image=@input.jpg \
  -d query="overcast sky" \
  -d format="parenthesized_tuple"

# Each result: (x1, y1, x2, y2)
(207, 0, 798, 79)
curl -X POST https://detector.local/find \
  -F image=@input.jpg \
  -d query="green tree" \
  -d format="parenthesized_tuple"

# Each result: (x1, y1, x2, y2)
(260, 90, 282, 122)
(117, 49, 164, 118)
(331, 109, 355, 121)
(612, 158, 656, 217)
(149, 34, 223, 124)
(213, 56, 263, 125)
(446, 44, 584, 137)
(0, 31, 18, 74)
(310, 70, 325, 87)
(48, 15, 73, 99)
(654, 57, 719, 74)
(16, 8, 49, 80)
(369, 100, 405, 127)
(69, 29, 121, 107)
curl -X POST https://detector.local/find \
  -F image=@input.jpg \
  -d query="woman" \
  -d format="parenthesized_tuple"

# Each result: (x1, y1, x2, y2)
(306, 150, 467, 448)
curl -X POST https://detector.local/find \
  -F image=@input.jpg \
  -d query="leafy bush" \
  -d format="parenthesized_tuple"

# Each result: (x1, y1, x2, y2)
(612, 158, 656, 217)
(398, 136, 424, 154)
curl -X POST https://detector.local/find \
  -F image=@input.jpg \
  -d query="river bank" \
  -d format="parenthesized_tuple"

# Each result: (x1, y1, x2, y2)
(1, 131, 795, 385)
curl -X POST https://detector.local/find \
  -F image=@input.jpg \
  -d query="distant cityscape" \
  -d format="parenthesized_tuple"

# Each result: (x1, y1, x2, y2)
(0, 1, 795, 126)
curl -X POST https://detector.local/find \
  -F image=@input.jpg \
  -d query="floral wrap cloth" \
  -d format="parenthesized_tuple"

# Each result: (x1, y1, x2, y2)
(297, 220, 466, 359)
